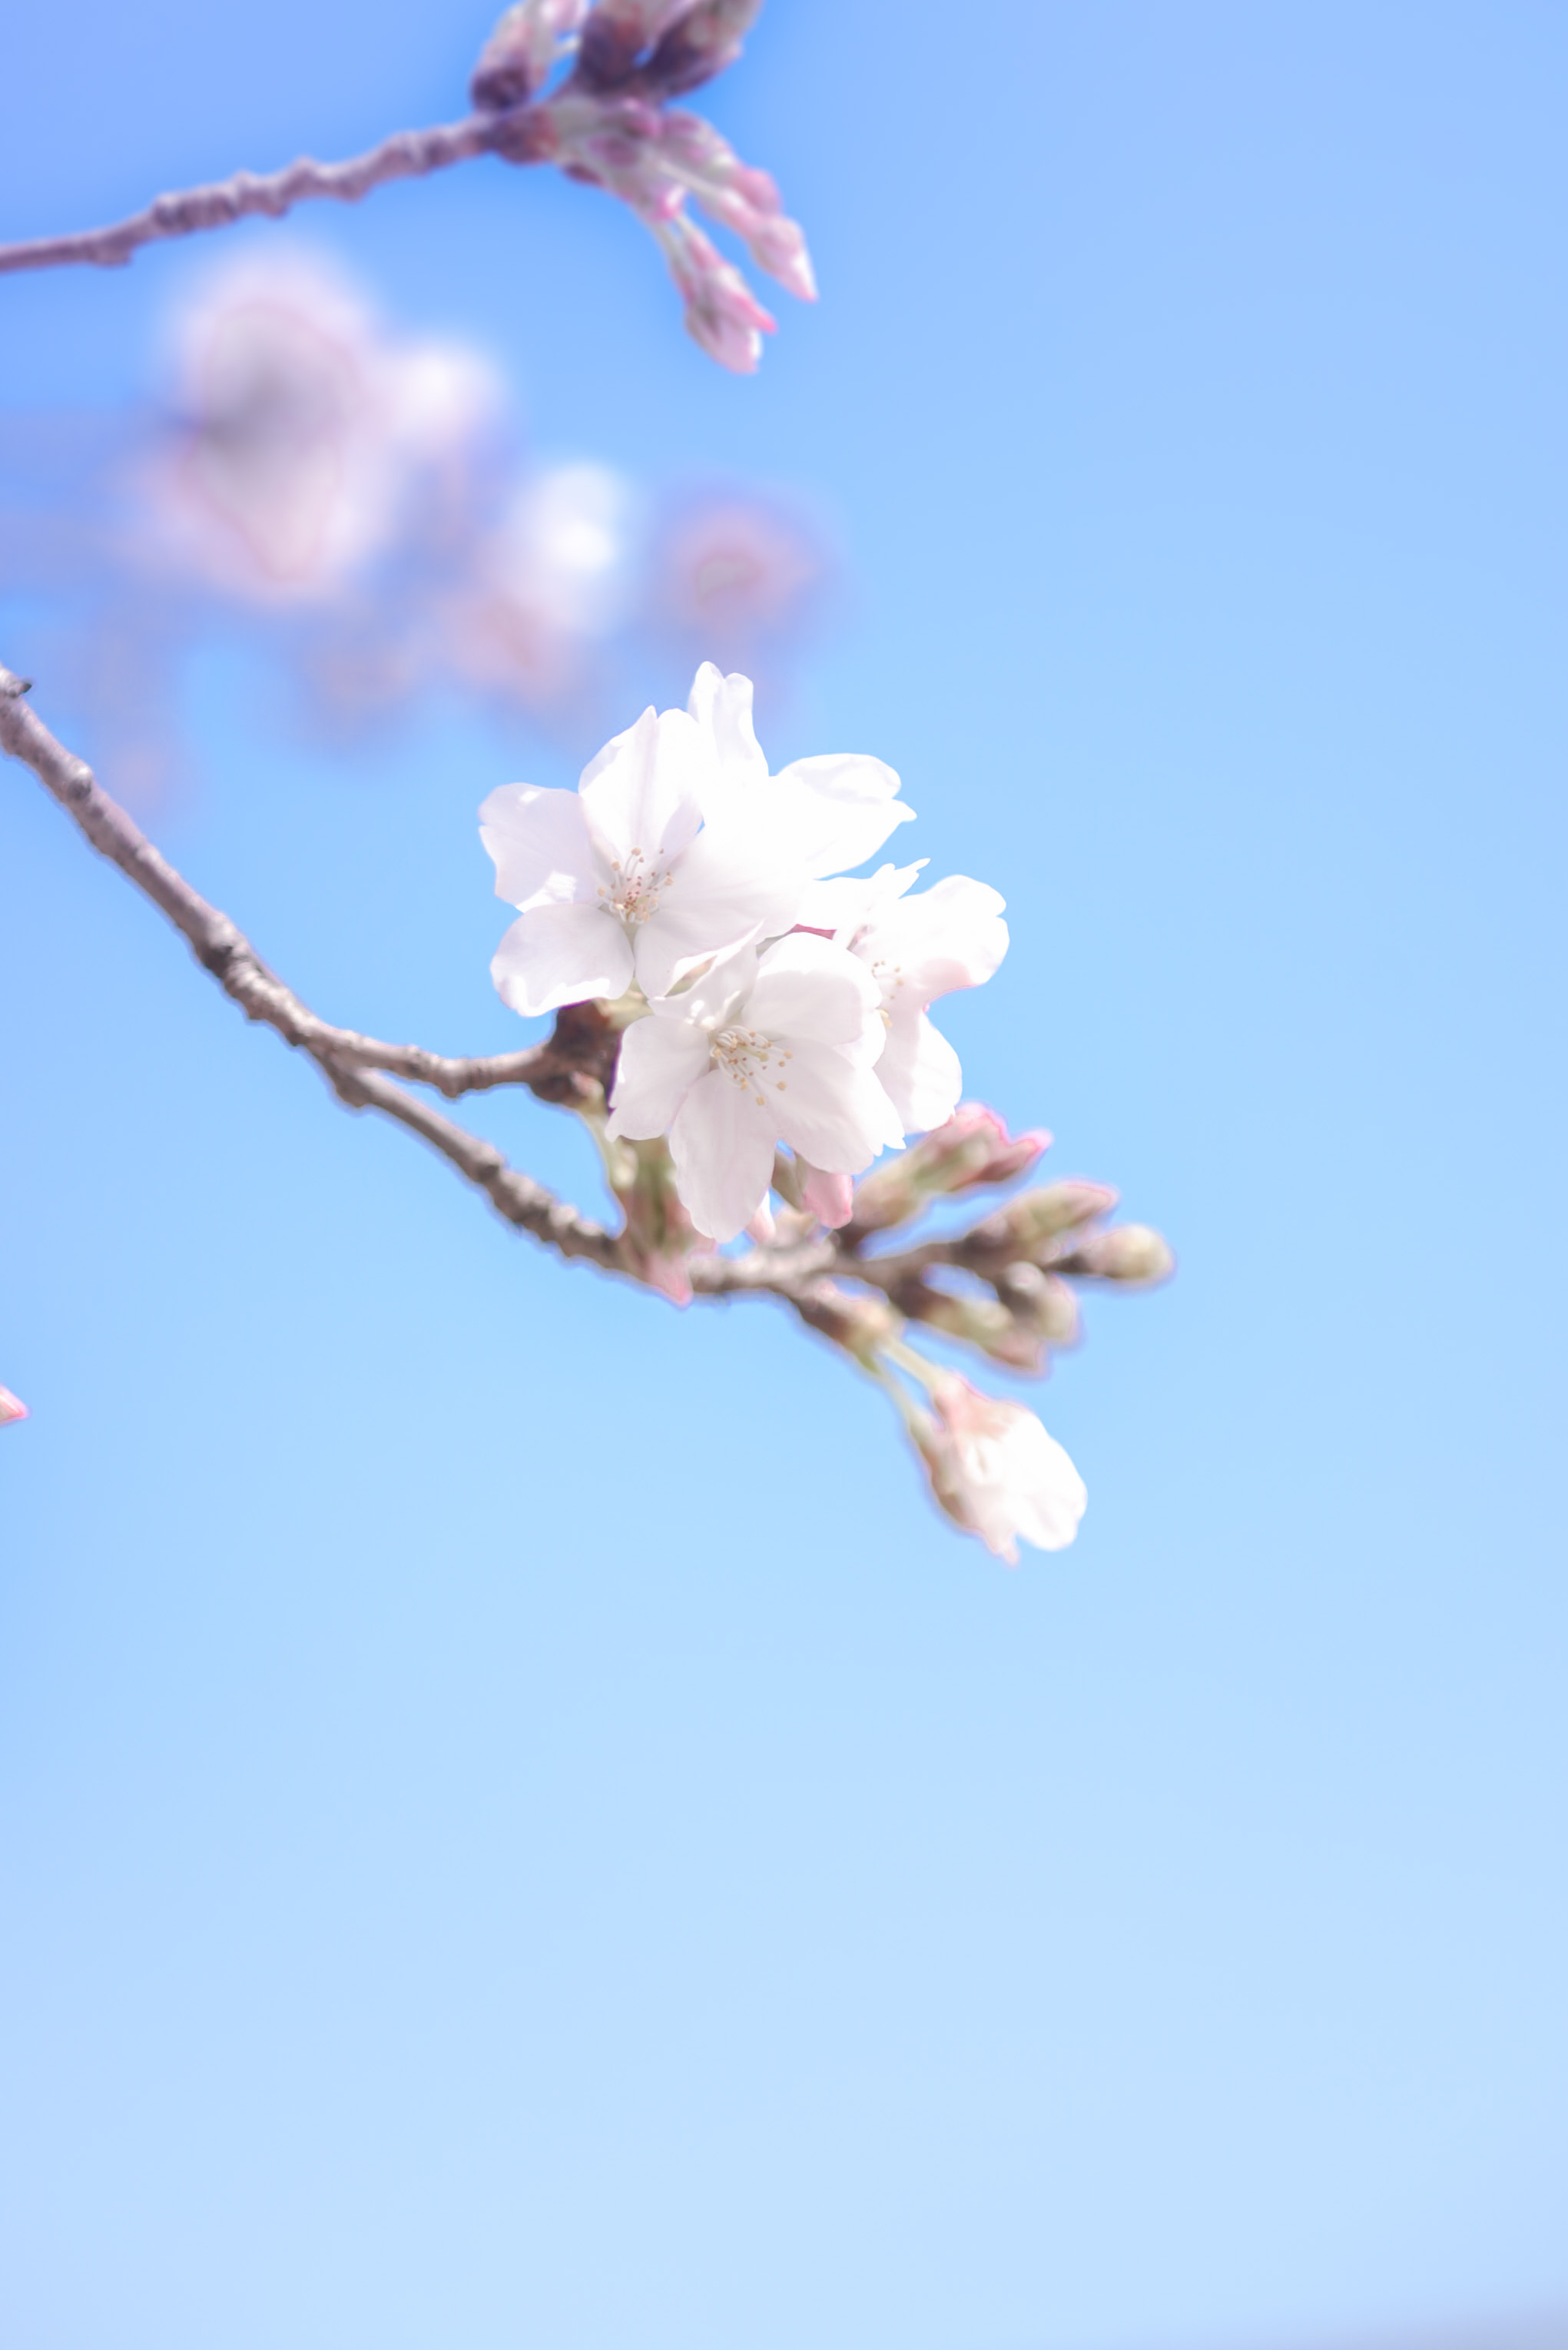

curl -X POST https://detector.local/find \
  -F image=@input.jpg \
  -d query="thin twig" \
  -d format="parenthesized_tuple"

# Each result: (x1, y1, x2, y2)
(0, 662, 622, 1273)
(0, 117, 522, 277)
(0, 664, 598, 1102)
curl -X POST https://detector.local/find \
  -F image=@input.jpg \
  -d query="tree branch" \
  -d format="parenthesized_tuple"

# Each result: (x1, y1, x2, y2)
(0, 662, 624, 1274)
(0, 116, 519, 277)
(0, 664, 609, 1102)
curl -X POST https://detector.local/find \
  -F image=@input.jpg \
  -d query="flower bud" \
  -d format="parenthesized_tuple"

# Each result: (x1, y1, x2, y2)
(472, 0, 587, 109)
(796, 1281, 900, 1365)
(1054, 1224, 1175, 1285)
(845, 1107, 1049, 1238)
(963, 1180, 1119, 1260)
(575, 0, 691, 89)
(799, 1160, 854, 1230)
(643, 0, 763, 95)
(0, 1386, 28, 1426)
(993, 1261, 1081, 1346)
(909, 1376, 1087, 1562)
(612, 1135, 710, 1303)
(897, 1279, 1043, 1373)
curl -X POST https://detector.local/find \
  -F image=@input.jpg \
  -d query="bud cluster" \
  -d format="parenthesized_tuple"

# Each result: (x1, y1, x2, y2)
(469, 0, 814, 371)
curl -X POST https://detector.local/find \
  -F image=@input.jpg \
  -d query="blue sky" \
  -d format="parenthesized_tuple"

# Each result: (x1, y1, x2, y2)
(2, 5, 1566, 2348)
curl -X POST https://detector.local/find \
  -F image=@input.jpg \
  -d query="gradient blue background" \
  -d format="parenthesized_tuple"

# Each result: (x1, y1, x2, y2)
(2, 5, 1566, 2346)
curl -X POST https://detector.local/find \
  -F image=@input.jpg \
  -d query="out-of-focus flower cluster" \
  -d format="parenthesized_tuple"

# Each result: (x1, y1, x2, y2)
(470, 0, 814, 371)
(479, 665, 1174, 1562)
(0, 1387, 28, 1426)
(0, 248, 827, 802)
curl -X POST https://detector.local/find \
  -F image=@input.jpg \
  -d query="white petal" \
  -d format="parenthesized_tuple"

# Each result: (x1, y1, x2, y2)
(491, 902, 633, 1019)
(772, 1041, 903, 1170)
(877, 1005, 963, 1134)
(687, 662, 769, 792)
(632, 818, 807, 998)
(607, 1014, 712, 1139)
(1003, 1418, 1088, 1552)
(578, 705, 710, 870)
(669, 1070, 778, 1241)
(863, 874, 1008, 1002)
(795, 860, 925, 938)
(479, 784, 598, 911)
(767, 752, 916, 877)
(745, 932, 881, 1051)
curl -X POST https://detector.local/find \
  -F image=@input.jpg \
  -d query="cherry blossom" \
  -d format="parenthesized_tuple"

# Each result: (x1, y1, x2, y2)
(0, 1386, 28, 1426)
(797, 861, 1009, 1133)
(915, 1376, 1086, 1562)
(142, 254, 499, 601)
(607, 933, 903, 1240)
(482, 666, 914, 1016)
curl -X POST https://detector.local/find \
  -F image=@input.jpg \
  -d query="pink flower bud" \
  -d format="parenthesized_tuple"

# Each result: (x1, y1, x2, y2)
(472, 0, 588, 109)
(656, 217, 775, 373)
(0, 1386, 28, 1426)
(799, 1162, 854, 1230)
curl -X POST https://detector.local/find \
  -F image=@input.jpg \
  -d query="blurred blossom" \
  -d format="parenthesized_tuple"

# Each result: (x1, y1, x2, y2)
(0, 245, 828, 796)
(136, 254, 502, 602)
(0, 1387, 28, 1425)
(649, 490, 827, 666)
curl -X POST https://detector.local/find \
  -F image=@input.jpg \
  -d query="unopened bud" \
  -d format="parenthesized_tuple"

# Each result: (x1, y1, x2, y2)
(643, 0, 762, 94)
(963, 1180, 1119, 1260)
(0, 1386, 28, 1426)
(797, 1281, 900, 1364)
(845, 1107, 1050, 1239)
(1055, 1224, 1175, 1286)
(993, 1262, 1081, 1346)
(472, 0, 586, 108)
(575, 0, 689, 88)
(897, 1279, 1044, 1373)
(612, 1135, 709, 1304)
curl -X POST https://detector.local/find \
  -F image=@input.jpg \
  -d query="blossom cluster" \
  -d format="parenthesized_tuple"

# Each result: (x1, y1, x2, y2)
(479, 665, 1154, 1562)
(482, 663, 1005, 1243)
(471, 0, 815, 370)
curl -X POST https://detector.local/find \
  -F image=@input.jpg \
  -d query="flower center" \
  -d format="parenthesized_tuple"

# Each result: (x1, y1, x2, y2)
(711, 1024, 793, 1107)
(598, 848, 673, 931)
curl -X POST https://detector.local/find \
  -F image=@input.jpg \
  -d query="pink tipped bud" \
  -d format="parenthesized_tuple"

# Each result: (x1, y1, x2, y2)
(0, 1386, 28, 1426)
(472, 0, 588, 108)
(800, 1162, 854, 1230)
(847, 1107, 1049, 1238)
(658, 217, 775, 372)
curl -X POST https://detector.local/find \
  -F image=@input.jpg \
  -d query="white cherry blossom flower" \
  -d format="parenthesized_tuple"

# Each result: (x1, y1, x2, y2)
(797, 861, 1009, 1133)
(482, 700, 799, 1014)
(917, 1376, 1086, 1562)
(607, 932, 904, 1241)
